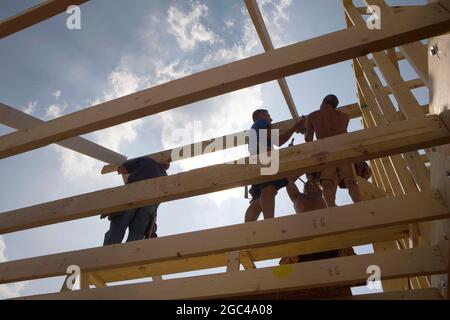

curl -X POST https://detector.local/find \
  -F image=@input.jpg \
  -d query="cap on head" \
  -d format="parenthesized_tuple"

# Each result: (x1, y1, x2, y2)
(323, 94, 339, 109)
(252, 109, 268, 122)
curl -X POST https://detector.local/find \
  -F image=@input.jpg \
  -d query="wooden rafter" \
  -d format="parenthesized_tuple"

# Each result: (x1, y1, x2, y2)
(0, 115, 449, 235)
(0, 103, 127, 165)
(0, 0, 90, 39)
(245, 0, 299, 119)
(0, 190, 446, 285)
(1, 1, 449, 160)
(13, 246, 447, 300)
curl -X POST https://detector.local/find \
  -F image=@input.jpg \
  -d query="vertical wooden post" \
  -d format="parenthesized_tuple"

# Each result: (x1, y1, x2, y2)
(227, 251, 241, 273)
(428, 29, 450, 298)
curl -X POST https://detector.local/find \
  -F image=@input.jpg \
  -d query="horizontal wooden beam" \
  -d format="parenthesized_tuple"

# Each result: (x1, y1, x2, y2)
(339, 288, 443, 300)
(1, 1, 449, 159)
(1, 115, 449, 235)
(0, 190, 447, 285)
(0, 103, 127, 165)
(356, 6, 426, 15)
(101, 103, 429, 175)
(15, 246, 447, 300)
(0, 0, 90, 39)
(101, 103, 361, 174)
(97, 224, 409, 283)
(384, 78, 425, 95)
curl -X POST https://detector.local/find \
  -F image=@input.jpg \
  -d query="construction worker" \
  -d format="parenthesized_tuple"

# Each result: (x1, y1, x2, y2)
(245, 109, 305, 222)
(102, 157, 169, 246)
(305, 94, 362, 207)
(281, 174, 355, 264)
(286, 174, 326, 213)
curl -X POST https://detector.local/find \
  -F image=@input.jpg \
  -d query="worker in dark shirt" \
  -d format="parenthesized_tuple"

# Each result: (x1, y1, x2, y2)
(102, 157, 169, 246)
(245, 109, 305, 222)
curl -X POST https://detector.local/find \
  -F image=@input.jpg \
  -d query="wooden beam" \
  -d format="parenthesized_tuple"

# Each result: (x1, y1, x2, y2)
(427, 27, 450, 298)
(88, 273, 107, 288)
(1, 115, 449, 235)
(0, 0, 90, 39)
(346, 4, 431, 195)
(363, 0, 429, 85)
(0, 103, 127, 165)
(1, 1, 449, 159)
(14, 246, 447, 300)
(98, 224, 408, 283)
(368, 51, 405, 67)
(245, 0, 299, 119)
(340, 288, 443, 300)
(240, 251, 256, 270)
(355, 6, 426, 15)
(0, 190, 447, 285)
(226, 251, 241, 272)
(384, 79, 425, 95)
(101, 103, 361, 174)
(79, 273, 90, 290)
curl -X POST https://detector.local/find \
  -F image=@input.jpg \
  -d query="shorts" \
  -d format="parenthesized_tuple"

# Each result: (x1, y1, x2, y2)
(249, 179, 289, 203)
(320, 164, 356, 184)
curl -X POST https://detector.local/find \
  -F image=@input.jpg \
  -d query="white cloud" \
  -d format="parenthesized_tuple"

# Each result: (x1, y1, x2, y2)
(200, 13, 260, 67)
(53, 146, 102, 181)
(45, 104, 64, 119)
(90, 68, 145, 152)
(257, 0, 293, 46)
(22, 101, 37, 115)
(53, 67, 145, 181)
(53, 90, 62, 100)
(225, 18, 235, 30)
(0, 236, 27, 299)
(167, 2, 216, 51)
(155, 59, 192, 84)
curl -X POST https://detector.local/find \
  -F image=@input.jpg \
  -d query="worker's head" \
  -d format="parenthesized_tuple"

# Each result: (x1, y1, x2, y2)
(252, 109, 272, 123)
(159, 160, 170, 171)
(322, 94, 339, 109)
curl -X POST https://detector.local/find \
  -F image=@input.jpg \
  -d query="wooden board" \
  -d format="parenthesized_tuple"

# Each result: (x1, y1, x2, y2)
(1, 115, 449, 235)
(0, 191, 446, 285)
(0, 103, 127, 165)
(0, 0, 90, 39)
(1, 1, 450, 159)
(14, 246, 447, 300)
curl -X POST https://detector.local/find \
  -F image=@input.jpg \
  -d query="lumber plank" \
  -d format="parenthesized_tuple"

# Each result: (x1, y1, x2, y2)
(1, 1, 450, 159)
(1, 115, 449, 235)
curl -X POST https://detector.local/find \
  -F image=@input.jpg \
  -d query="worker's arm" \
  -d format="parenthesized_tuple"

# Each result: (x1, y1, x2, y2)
(277, 117, 306, 146)
(286, 179, 301, 202)
(305, 116, 314, 142)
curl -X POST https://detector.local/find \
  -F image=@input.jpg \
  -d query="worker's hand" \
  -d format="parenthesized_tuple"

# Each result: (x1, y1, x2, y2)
(117, 166, 128, 175)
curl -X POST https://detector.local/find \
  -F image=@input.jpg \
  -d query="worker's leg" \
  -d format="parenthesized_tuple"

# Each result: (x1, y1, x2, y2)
(286, 179, 301, 203)
(343, 177, 362, 203)
(321, 179, 338, 207)
(260, 185, 277, 220)
(127, 205, 158, 242)
(103, 210, 135, 246)
(320, 168, 338, 207)
(338, 165, 361, 203)
(245, 200, 262, 222)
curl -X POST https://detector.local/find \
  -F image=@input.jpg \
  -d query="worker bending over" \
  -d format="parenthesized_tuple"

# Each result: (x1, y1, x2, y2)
(102, 157, 169, 246)
(281, 174, 355, 264)
(305, 95, 361, 207)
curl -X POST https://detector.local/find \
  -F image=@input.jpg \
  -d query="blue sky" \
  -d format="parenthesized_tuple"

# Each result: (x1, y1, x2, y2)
(0, 0, 428, 298)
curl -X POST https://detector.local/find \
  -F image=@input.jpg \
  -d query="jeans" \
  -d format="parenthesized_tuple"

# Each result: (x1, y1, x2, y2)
(103, 205, 158, 246)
